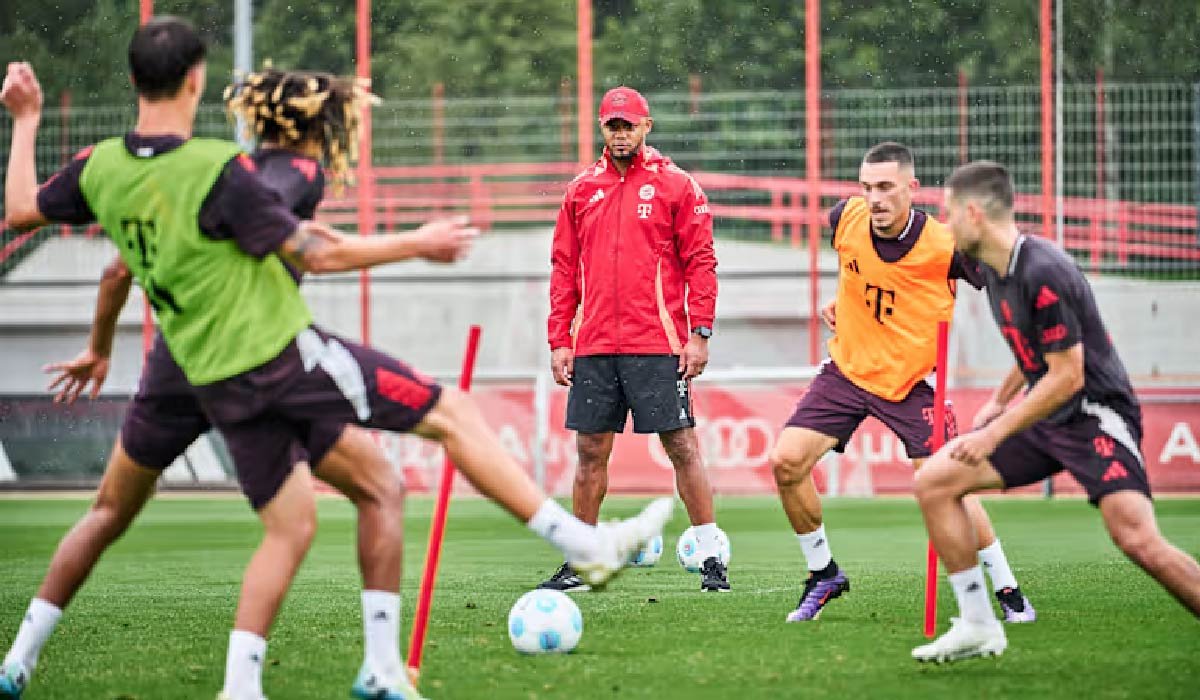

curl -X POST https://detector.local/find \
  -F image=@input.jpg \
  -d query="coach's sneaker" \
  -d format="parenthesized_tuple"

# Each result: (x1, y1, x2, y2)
(996, 587, 1036, 623)
(785, 568, 850, 621)
(700, 557, 730, 592)
(537, 563, 591, 593)
(911, 617, 1007, 663)
(569, 497, 674, 590)
(351, 663, 427, 700)
(0, 660, 28, 699)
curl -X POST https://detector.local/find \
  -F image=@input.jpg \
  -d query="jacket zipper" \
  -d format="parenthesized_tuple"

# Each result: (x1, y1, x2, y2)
(615, 173, 625, 351)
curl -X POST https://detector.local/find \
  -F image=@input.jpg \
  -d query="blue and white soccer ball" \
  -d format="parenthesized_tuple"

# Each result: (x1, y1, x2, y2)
(676, 526, 732, 573)
(507, 589, 583, 654)
(628, 534, 664, 567)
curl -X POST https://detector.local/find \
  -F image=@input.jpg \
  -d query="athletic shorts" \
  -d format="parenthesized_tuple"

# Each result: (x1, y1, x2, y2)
(783, 360, 957, 459)
(565, 354, 694, 435)
(193, 326, 440, 509)
(120, 333, 343, 474)
(990, 401, 1151, 505)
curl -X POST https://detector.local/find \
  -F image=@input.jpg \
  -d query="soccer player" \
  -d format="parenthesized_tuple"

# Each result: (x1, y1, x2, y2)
(911, 160, 1200, 662)
(0, 18, 671, 700)
(543, 86, 728, 592)
(769, 142, 1033, 622)
(0, 67, 416, 699)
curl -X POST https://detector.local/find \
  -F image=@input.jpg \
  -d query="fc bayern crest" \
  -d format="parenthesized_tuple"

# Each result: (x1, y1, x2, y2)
(638, 184, 655, 200)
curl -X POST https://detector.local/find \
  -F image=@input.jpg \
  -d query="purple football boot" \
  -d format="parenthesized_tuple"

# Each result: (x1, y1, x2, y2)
(995, 587, 1036, 623)
(785, 569, 850, 622)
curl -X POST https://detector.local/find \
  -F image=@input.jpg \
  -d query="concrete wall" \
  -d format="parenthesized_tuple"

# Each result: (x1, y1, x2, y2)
(1, 232, 1197, 393)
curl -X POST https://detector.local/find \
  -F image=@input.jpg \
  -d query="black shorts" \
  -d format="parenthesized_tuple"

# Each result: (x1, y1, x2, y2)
(990, 401, 1151, 505)
(784, 360, 958, 459)
(121, 332, 342, 474)
(565, 354, 694, 435)
(194, 326, 440, 509)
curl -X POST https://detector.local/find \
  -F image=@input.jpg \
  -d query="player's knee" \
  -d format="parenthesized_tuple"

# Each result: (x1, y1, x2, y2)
(423, 387, 475, 440)
(90, 491, 140, 537)
(769, 444, 814, 486)
(289, 509, 319, 552)
(573, 434, 609, 473)
(263, 499, 318, 552)
(1109, 521, 1159, 563)
(913, 460, 956, 505)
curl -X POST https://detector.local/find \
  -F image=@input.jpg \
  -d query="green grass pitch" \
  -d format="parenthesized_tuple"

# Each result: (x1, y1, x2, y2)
(1, 495, 1198, 699)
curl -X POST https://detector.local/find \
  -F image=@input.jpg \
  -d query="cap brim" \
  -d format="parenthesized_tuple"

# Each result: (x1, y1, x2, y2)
(599, 111, 648, 124)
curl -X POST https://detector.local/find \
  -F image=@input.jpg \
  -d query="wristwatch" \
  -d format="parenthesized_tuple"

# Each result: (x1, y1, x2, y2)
(691, 326, 713, 339)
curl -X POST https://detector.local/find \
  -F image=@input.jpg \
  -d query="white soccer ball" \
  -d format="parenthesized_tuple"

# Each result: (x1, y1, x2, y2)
(676, 526, 732, 573)
(507, 589, 583, 654)
(628, 534, 664, 567)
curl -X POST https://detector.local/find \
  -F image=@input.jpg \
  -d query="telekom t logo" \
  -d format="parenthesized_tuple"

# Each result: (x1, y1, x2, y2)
(637, 203, 653, 219)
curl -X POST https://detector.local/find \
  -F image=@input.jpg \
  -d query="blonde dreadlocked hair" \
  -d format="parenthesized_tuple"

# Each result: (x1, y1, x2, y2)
(224, 67, 378, 191)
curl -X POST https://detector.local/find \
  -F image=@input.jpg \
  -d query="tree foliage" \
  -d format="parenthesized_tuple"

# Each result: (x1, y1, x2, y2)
(1, 0, 1197, 107)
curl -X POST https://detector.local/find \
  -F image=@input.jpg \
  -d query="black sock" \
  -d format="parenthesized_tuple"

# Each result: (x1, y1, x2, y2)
(810, 560, 839, 580)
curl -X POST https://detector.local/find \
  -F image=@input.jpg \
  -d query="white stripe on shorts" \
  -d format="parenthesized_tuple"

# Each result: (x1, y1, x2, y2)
(1080, 398, 1144, 469)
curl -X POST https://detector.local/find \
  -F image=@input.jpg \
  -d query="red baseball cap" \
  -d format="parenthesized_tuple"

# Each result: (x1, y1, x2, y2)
(598, 86, 650, 124)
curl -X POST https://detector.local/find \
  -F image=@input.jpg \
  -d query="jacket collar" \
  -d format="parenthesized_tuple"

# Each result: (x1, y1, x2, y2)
(597, 145, 666, 176)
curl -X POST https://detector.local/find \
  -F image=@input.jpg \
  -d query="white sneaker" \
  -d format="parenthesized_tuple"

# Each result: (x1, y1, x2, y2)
(351, 661, 427, 699)
(911, 617, 1007, 663)
(216, 691, 267, 700)
(570, 497, 674, 590)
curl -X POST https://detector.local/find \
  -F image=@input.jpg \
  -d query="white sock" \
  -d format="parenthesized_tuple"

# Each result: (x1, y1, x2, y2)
(362, 590, 403, 681)
(796, 525, 833, 572)
(978, 540, 1019, 592)
(3, 598, 61, 671)
(692, 522, 721, 559)
(947, 566, 995, 624)
(222, 629, 267, 700)
(527, 499, 596, 562)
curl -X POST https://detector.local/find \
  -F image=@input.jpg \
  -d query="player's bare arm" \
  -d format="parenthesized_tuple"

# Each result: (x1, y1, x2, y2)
(1, 62, 49, 231)
(279, 216, 478, 273)
(44, 257, 132, 404)
(971, 363, 1027, 430)
(949, 344, 1084, 463)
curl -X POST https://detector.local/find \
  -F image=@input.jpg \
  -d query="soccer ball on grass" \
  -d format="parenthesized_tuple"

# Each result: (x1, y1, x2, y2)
(675, 526, 731, 573)
(507, 589, 583, 654)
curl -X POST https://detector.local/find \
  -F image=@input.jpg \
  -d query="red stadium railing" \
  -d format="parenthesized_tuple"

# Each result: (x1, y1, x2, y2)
(3, 161, 1197, 274)
(317, 161, 1198, 272)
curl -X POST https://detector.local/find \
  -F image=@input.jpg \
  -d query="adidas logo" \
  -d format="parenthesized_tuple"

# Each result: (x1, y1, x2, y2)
(587, 189, 605, 206)
(966, 582, 981, 593)
(249, 654, 262, 664)
(373, 611, 389, 621)
(1035, 285, 1060, 309)
(813, 538, 826, 548)
(1102, 461, 1129, 482)
(845, 259, 860, 274)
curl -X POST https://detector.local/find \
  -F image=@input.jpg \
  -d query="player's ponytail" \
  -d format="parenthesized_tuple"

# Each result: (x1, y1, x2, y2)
(224, 66, 379, 192)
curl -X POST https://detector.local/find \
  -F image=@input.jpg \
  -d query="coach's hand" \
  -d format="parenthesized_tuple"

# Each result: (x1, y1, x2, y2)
(971, 398, 1006, 431)
(679, 335, 709, 380)
(946, 428, 999, 465)
(416, 216, 479, 263)
(0, 62, 43, 119)
(820, 299, 837, 331)
(44, 349, 109, 404)
(550, 347, 574, 387)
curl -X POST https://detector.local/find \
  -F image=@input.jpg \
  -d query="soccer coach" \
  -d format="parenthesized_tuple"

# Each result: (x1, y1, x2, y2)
(543, 86, 728, 592)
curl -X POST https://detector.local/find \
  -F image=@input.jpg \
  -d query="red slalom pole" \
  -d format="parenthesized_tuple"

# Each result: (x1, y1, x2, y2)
(407, 325, 482, 681)
(924, 320, 950, 637)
